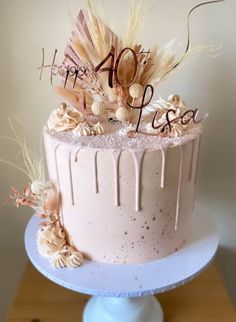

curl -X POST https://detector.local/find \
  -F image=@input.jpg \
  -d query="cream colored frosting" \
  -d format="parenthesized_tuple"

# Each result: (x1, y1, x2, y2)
(47, 105, 82, 133)
(92, 122, 105, 135)
(50, 253, 67, 268)
(37, 224, 84, 268)
(49, 245, 84, 268)
(143, 98, 172, 121)
(66, 252, 84, 268)
(37, 223, 66, 257)
(143, 97, 187, 125)
(169, 123, 186, 138)
(73, 122, 93, 136)
(143, 96, 199, 138)
(73, 121, 106, 136)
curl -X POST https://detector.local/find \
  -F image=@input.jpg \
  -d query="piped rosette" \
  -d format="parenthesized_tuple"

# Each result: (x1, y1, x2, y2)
(47, 102, 106, 137)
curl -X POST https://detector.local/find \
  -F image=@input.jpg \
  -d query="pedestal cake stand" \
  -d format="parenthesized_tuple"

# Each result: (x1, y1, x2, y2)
(25, 212, 218, 322)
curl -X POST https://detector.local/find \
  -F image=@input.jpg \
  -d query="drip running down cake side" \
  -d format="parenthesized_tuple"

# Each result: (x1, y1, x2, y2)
(44, 127, 201, 264)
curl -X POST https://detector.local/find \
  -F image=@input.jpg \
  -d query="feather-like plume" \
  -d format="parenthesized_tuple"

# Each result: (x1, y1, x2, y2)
(124, 0, 144, 48)
(136, 43, 181, 87)
(0, 117, 45, 183)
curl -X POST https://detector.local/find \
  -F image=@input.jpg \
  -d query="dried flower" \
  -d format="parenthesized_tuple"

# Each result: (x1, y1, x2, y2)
(9, 186, 37, 209)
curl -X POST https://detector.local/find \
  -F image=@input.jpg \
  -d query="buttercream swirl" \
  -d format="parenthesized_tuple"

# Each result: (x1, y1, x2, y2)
(50, 253, 67, 269)
(37, 224, 66, 257)
(143, 98, 172, 122)
(169, 122, 186, 138)
(92, 122, 105, 135)
(54, 245, 84, 268)
(47, 104, 82, 133)
(143, 95, 192, 137)
(66, 252, 84, 268)
(73, 122, 93, 136)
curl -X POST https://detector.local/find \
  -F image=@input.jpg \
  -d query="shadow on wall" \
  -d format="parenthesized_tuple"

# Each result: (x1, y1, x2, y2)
(200, 51, 236, 186)
(195, 47, 236, 309)
(216, 246, 236, 308)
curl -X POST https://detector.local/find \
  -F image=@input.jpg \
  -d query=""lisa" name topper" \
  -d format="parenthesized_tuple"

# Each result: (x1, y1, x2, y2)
(93, 46, 206, 136)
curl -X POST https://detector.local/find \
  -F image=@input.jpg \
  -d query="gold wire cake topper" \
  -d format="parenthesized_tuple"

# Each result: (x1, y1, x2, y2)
(38, 0, 225, 136)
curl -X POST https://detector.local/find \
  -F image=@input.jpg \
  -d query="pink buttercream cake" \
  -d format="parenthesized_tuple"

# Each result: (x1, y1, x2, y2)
(44, 123, 201, 264)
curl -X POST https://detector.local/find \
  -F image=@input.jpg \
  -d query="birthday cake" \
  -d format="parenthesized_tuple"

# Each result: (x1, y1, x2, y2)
(8, 1, 223, 268)
(43, 110, 201, 265)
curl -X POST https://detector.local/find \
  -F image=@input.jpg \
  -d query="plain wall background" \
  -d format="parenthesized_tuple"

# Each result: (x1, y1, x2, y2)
(0, 0, 235, 319)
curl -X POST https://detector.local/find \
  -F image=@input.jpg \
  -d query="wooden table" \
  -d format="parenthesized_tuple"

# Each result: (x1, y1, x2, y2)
(4, 262, 235, 322)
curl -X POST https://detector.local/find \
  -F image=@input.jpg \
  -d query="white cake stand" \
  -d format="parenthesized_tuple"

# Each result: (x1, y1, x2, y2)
(25, 212, 218, 322)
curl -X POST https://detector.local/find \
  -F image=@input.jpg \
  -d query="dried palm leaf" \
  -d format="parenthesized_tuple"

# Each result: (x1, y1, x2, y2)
(54, 86, 93, 113)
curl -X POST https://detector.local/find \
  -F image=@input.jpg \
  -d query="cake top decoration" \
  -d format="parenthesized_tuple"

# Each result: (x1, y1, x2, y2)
(38, 0, 224, 138)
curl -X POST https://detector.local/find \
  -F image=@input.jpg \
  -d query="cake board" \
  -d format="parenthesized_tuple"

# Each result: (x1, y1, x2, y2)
(25, 211, 218, 322)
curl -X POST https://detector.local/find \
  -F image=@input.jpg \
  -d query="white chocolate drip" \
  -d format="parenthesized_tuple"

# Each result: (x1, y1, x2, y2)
(175, 145, 183, 231)
(44, 136, 51, 177)
(160, 148, 167, 188)
(131, 150, 145, 212)
(47, 134, 200, 229)
(68, 152, 75, 206)
(192, 184, 197, 212)
(54, 144, 64, 225)
(91, 149, 99, 193)
(189, 139, 196, 181)
(110, 151, 121, 207)
(192, 135, 202, 211)
(74, 149, 81, 162)
(194, 136, 202, 184)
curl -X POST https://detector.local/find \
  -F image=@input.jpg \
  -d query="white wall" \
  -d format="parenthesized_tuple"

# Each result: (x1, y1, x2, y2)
(0, 0, 235, 319)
